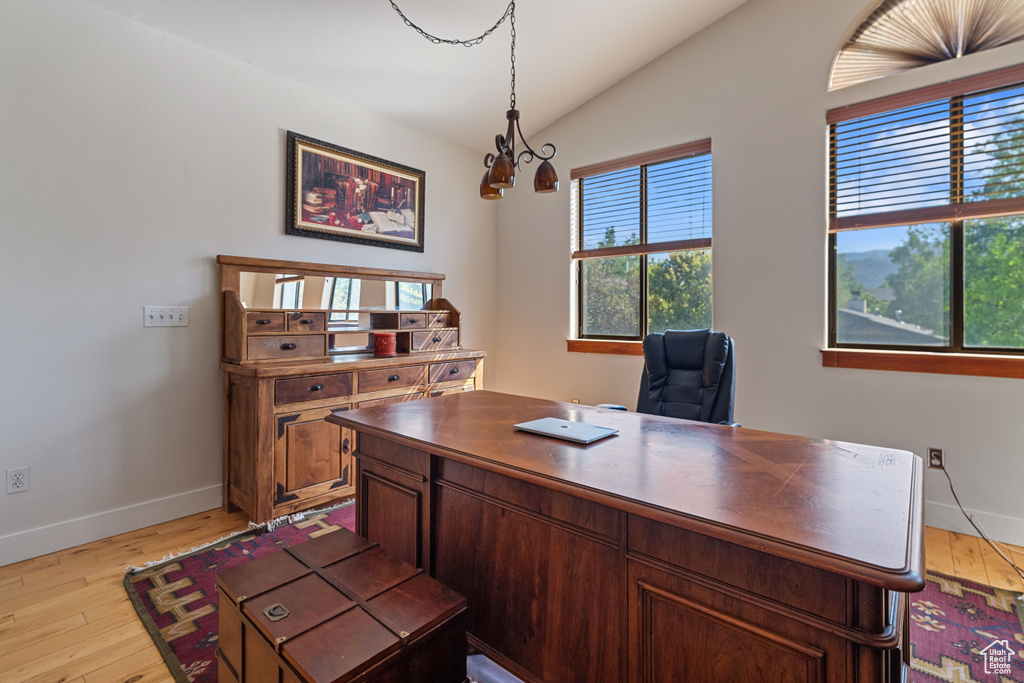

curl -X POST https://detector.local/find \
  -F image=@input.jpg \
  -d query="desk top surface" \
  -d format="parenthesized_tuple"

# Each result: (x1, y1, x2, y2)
(328, 390, 924, 590)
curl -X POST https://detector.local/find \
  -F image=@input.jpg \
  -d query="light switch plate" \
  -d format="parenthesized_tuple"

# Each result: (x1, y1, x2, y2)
(144, 306, 188, 327)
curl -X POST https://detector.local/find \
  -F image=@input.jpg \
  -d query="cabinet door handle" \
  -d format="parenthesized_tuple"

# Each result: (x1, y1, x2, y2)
(342, 437, 350, 454)
(256, 319, 272, 325)
(387, 374, 400, 382)
(432, 336, 442, 343)
(449, 368, 459, 375)
(280, 343, 297, 351)
(309, 384, 325, 392)
(299, 318, 313, 324)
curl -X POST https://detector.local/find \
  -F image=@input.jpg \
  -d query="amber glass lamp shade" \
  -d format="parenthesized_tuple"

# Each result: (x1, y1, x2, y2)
(480, 171, 503, 200)
(487, 152, 516, 189)
(533, 160, 559, 194)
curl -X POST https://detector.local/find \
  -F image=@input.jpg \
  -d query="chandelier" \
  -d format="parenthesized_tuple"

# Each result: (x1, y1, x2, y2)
(388, 1, 558, 200)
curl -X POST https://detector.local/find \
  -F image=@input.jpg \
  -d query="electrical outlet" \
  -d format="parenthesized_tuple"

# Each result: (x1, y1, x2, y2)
(6, 467, 28, 494)
(571, 399, 580, 404)
(927, 447, 944, 469)
(144, 306, 188, 327)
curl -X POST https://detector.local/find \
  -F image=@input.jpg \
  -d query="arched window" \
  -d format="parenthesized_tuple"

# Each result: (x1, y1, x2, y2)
(830, 0, 1024, 91)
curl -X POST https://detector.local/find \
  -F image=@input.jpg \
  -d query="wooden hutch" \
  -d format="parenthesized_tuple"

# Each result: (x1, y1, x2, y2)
(219, 255, 485, 523)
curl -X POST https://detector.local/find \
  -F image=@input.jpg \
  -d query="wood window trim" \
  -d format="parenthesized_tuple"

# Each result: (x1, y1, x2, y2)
(567, 339, 643, 356)
(821, 348, 1024, 379)
(570, 139, 711, 180)
(827, 62, 1024, 124)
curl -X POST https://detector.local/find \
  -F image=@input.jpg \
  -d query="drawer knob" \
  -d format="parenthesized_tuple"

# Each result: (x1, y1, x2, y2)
(299, 318, 313, 324)
(433, 336, 442, 343)
(387, 374, 400, 382)
(280, 343, 297, 351)
(449, 368, 459, 375)
(256, 319, 272, 325)
(309, 384, 325, 392)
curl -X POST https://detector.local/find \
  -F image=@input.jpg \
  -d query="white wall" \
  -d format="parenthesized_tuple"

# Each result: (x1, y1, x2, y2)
(494, 0, 1024, 545)
(0, 0, 497, 566)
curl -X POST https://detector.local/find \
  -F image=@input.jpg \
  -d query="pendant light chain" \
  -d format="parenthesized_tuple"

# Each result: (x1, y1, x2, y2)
(386, 0, 559, 198)
(509, 2, 517, 109)
(387, 0, 515, 47)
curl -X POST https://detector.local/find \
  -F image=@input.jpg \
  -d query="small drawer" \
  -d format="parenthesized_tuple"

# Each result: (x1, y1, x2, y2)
(286, 312, 326, 331)
(429, 360, 476, 384)
(246, 312, 285, 333)
(358, 364, 427, 393)
(247, 335, 326, 361)
(275, 372, 353, 405)
(357, 392, 423, 409)
(426, 311, 451, 328)
(368, 312, 425, 329)
(397, 313, 426, 329)
(411, 329, 458, 352)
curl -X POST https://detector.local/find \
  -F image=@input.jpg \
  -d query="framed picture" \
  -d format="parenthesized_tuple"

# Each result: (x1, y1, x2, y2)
(286, 131, 425, 252)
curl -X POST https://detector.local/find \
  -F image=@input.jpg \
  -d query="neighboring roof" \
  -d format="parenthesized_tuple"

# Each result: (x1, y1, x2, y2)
(837, 308, 944, 345)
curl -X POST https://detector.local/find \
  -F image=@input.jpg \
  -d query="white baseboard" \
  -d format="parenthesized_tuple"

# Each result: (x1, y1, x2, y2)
(925, 500, 1024, 548)
(0, 485, 222, 568)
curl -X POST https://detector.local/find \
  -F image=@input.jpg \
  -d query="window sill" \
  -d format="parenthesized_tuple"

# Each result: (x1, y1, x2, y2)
(567, 339, 643, 356)
(821, 349, 1024, 379)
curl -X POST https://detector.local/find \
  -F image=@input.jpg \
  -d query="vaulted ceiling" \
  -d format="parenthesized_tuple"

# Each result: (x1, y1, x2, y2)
(80, 0, 749, 153)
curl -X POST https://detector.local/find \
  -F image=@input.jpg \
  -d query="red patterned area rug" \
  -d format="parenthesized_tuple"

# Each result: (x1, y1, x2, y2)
(911, 572, 1024, 682)
(124, 503, 355, 683)
(128, 518, 1023, 683)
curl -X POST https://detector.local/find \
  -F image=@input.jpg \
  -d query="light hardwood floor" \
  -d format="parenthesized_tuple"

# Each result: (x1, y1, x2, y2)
(0, 509, 1021, 683)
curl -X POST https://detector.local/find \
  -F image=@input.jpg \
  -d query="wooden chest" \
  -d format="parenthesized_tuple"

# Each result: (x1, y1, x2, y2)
(215, 528, 468, 683)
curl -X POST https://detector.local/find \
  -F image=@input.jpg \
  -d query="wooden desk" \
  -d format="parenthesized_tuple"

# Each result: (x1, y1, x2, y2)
(326, 391, 924, 683)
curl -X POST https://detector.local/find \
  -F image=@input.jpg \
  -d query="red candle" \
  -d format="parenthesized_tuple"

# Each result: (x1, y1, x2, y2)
(373, 332, 397, 357)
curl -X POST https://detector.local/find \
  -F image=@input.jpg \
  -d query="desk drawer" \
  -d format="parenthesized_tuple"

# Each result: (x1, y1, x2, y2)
(429, 360, 476, 384)
(408, 330, 458, 352)
(358, 364, 427, 393)
(247, 335, 326, 361)
(357, 392, 423, 409)
(275, 372, 353, 405)
(429, 382, 474, 398)
(286, 312, 326, 331)
(246, 312, 285, 333)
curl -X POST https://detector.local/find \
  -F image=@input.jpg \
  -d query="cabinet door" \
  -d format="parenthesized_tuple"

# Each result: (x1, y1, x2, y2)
(273, 405, 355, 515)
(627, 558, 830, 683)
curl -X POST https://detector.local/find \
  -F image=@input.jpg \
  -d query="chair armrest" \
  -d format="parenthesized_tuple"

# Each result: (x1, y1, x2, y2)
(718, 420, 741, 427)
(596, 403, 628, 411)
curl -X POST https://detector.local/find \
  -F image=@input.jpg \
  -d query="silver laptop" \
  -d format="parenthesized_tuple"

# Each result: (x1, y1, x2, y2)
(513, 417, 618, 444)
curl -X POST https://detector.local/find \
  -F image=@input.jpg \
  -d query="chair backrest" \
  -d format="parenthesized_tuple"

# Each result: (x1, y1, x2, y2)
(637, 329, 736, 424)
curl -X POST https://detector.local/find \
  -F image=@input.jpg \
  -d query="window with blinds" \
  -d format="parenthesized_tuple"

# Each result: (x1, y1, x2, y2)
(572, 140, 712, 340)
(828, 65, 1024, 352)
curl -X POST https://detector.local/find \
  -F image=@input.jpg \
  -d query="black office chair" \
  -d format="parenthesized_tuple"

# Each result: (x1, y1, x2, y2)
(602, 329, 738, 426)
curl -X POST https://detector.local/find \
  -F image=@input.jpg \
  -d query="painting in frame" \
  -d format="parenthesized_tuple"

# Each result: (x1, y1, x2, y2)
(286, 131, 425, 252)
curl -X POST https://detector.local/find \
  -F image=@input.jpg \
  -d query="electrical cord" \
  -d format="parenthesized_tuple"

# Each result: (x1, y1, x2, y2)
(941, 463, 1024, 582)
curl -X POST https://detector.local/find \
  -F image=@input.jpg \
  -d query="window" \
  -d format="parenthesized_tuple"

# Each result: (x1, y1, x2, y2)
(828, 65, 1024, 354)
(277, 276, 304, 309)
(572, 140, 712, 341)
(830, 0, 1024, 91)
(327, 277, 361, 325)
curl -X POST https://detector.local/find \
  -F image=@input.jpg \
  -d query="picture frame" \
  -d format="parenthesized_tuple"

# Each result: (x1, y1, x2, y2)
(285, 131, 425, 252)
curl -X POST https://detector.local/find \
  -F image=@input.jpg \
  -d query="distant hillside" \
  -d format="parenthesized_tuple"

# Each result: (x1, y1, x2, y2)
(843, 249, 898, 289)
